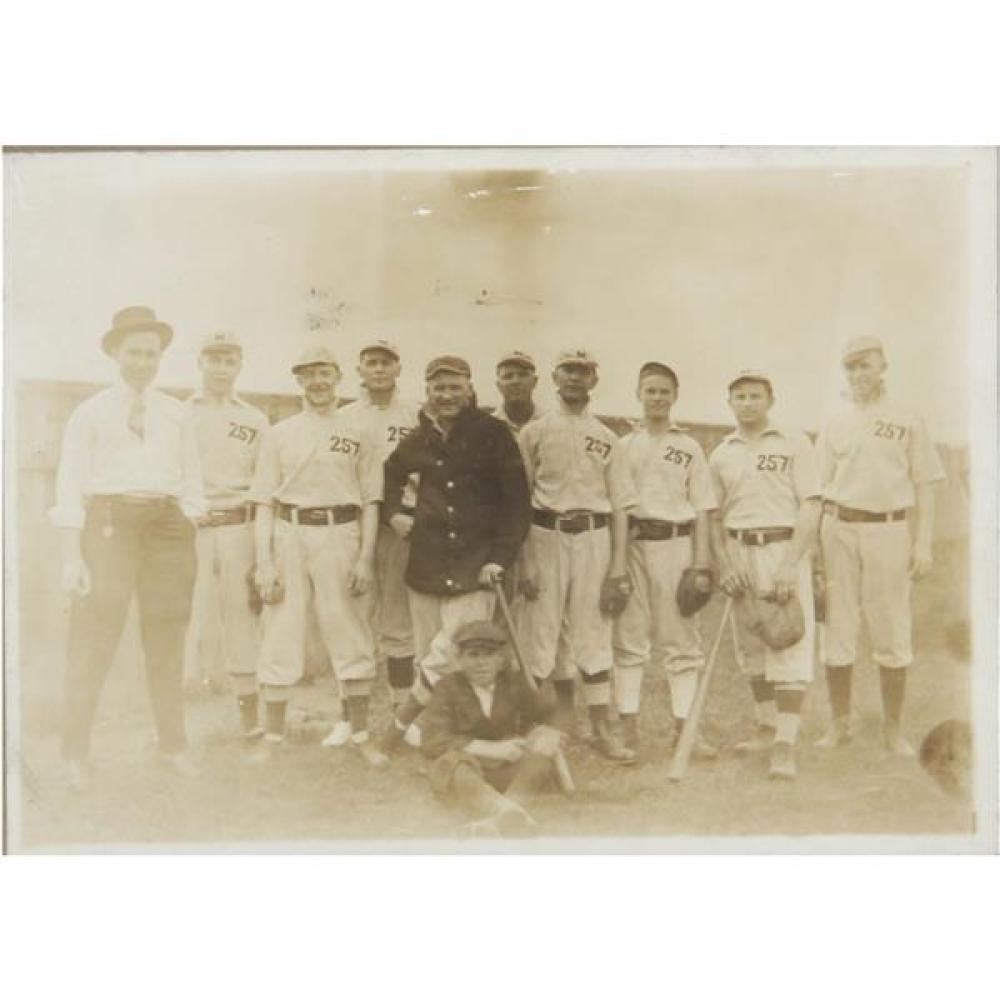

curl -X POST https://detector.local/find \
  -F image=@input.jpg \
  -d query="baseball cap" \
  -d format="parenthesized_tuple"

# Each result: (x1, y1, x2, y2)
(359, 338, 401, 361)
(200, 331, 243, 355)
(453, 620, 509, 649)
(554, 349, 598, 371)
(291, 345, 341, 374)
(841, 335, 885, 363)
(639, 360, 679, 384)
(425, 355, 472, 380)
(728, 368, 773, 392)
(496, 350, 536, 372)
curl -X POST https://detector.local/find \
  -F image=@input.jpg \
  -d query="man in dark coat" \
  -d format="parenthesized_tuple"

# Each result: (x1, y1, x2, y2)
(380, 356, 531, 752)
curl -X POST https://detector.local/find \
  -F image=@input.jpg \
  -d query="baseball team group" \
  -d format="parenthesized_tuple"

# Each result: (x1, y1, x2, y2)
(48, 304, 945, 836)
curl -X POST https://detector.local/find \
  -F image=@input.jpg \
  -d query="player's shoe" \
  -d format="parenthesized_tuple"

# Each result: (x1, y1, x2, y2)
(321, 720, 353, 748)
(882, 727, 915, 758)
(352, 733, 390, 769)
(621, 715, 641, 754)
(591, 723, 639, 765)
(815, 718, 853, 749)
(159, 749, 201, 778)
(734, 725, 776, 754)
(768, 741, 798, 780)
(247, 734, 285, 764)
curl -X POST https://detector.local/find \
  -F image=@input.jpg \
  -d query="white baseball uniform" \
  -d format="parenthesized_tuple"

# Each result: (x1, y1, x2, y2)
(183, 392, 269, 695)
(340, 389, 421, 660)
(249, 406, 382, 700)
(709, 424, 820, 686)
(817, 393, 945, 669)
(516, 403, 638, 704)
(613, 424, 717, 715)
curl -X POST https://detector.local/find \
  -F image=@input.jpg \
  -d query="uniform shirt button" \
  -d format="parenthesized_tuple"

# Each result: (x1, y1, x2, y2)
(436, 459, 444, 467)
(447, 506, 454, 514)
(445, 578, 454, 587)
(448, 531, 456, 539)
(446, 481, 454, 489)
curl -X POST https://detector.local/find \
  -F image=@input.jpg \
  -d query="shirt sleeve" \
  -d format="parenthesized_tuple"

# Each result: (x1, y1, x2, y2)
(248, 426, 282, 504)
(488, 422, 532, 568)
(791, 432, 822, 501)
(707, 445, 727, 515)
(815, 424, 836, 494)
(357, 424, 384, 505)
(177, 408, 206, 519)
(687, 441, 718, 512)
(605, 434, 639, 513)
(907, 413, 946, 486)
(48, 403, 91, 529)
(516, 421, 538, 489)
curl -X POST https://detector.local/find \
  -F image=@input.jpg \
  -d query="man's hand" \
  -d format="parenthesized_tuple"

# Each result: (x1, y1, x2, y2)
(389, 513, 414, 540)
(772, 560, 799, 604)
(349, 557, 375, 597)
(909, 541, 933, 580)
(478, 562, 505, 587)
(599, 574, 632, 617)
(526, 725, 564, 758)
(61, 558, 91, 597)
(492, 738, 527, 763)
(720, 542, 753, 597)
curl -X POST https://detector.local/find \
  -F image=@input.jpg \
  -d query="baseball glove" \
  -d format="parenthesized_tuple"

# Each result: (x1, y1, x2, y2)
(247, 568, 285, 612)
(599, 575, 632, 618)
(744, 591, 806, 650)
(676, 567, 714, 618)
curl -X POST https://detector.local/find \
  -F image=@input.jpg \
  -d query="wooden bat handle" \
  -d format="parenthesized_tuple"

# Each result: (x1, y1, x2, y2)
(669, 597, 734, 782)
(493, 581, 576, 795)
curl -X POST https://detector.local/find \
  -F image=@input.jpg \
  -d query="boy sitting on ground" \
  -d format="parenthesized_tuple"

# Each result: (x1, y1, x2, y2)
(419, 619, 564, 836)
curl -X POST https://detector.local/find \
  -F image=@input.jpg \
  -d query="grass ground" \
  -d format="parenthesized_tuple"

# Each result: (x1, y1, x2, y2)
(9, 539, 975, 851)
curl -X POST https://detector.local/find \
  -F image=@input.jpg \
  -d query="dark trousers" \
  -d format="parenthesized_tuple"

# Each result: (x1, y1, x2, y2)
(62, 498, 196, 760)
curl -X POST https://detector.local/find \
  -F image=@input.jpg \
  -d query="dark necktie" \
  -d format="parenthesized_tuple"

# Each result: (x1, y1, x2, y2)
(128, 394, 146, 440)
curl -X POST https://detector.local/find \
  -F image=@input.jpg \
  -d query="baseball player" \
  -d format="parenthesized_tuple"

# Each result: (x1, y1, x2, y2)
(419, 619, 564, 837)
(516, 349, 639, 764)
(494, 350, 545, 436)
(183, 332, 269, 738)
(708, 369, 821, 779)
(319, 338, 421, 748)
(815, 335, 945, 756)
(612, 362, 718, 756)
(249, 345, 387, 768)
(50, 306, 204, 790)
(379, 355, 531, 753)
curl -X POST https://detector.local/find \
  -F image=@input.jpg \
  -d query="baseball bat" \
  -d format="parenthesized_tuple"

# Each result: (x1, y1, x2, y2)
(668, 596, 734, 782)
(493, 580, 576, 796)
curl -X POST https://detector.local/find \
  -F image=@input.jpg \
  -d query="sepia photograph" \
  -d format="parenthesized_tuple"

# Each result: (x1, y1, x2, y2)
(3, 145, 995, 853)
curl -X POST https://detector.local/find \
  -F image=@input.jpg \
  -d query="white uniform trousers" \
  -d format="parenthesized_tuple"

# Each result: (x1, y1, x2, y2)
(257, 518, 376, 699)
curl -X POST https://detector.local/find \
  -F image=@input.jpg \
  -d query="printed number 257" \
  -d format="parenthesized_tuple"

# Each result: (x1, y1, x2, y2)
(228, 422, 257, 444)
(756, 454, 789, 472)
(585, 436, 611, 459)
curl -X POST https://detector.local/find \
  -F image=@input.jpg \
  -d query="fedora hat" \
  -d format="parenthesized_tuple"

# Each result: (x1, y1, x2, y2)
(102, 306, 174, 357)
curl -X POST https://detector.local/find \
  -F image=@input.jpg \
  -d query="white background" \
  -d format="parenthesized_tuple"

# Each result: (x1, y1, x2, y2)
(2, 2, 998, 999)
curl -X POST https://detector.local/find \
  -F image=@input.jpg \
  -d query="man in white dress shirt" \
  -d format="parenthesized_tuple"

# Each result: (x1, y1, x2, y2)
(50, 306, 205, 791)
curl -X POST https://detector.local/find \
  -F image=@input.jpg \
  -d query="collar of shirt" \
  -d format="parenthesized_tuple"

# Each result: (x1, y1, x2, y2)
(112, 379, 152, 403)
(724, 423, 787, 445)
(357, 386, 400, 409)
(188, 388, 250, 407)
(555, 398, 591, 417)
(639, 420, 688, 435)
(470, 680, 496, 716)
(842, 384, 888, 408)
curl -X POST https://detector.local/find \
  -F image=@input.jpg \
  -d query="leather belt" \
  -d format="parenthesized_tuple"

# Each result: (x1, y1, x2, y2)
(278, 503, 360, 526)
(533, 509, 610, 534)
(203, 506, 255, 527)
(826, 502, 907, 524)
(100, 494, 176, 508)
(630, 517, 693, 541)
(728, 527, 795, 547)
